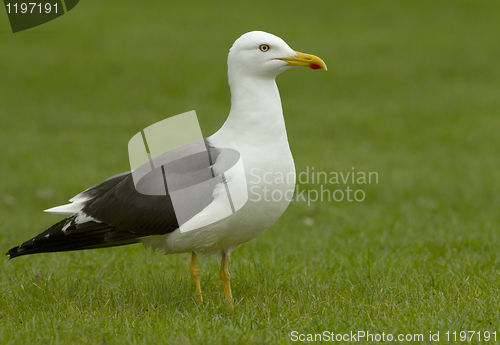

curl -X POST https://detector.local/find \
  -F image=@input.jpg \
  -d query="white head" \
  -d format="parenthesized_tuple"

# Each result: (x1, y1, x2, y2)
(228, 31, 327, 79)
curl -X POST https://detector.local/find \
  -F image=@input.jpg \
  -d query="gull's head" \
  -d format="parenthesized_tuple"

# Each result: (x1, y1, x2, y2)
(228, 31, 327, 79)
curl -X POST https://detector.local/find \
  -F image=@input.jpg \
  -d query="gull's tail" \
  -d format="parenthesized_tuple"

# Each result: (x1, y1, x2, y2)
(6, 216, 142, 259)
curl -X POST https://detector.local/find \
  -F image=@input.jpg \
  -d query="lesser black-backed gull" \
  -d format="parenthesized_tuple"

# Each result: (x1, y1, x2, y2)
(6, 31, 327, 303)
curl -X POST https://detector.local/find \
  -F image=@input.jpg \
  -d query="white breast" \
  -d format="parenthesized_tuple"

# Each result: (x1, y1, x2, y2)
(141, 64, 296, 256)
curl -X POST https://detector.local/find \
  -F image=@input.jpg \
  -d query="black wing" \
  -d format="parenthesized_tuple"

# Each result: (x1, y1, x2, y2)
(5, 139, 234, 259)
(6, 171, 181, 259)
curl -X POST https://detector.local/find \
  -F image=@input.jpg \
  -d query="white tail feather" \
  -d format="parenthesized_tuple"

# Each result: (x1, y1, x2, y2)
(44, 202, 85, 215)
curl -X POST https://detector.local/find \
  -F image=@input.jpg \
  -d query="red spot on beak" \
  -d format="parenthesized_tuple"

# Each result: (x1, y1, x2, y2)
(310, 63, 321, 70)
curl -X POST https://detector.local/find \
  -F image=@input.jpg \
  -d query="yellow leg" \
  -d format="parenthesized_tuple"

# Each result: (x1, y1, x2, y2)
(190, 252, 203, 302)
(220, 252, 233, 304)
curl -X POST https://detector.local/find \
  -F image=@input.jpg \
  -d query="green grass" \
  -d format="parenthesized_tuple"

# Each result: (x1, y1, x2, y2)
(1, 0, 500, 343)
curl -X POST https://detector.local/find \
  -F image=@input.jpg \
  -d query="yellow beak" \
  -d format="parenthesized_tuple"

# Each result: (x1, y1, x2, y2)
(280, 51, 327, 71)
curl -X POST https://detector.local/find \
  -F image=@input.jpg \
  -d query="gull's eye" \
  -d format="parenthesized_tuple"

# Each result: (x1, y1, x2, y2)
(259, 44, 270, 52)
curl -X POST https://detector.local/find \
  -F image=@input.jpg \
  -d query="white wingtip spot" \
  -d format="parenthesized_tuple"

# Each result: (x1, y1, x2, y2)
(75, 212, 101, 224)
(62, 222, 71, 232)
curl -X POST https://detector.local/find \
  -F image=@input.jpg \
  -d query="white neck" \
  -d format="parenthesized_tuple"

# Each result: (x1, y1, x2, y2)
(212, 74, 289, 149)
(208, 69, 296, 233)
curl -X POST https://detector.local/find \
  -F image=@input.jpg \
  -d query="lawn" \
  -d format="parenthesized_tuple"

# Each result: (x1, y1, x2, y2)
(1, 0, 500, 344)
